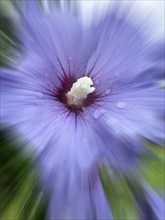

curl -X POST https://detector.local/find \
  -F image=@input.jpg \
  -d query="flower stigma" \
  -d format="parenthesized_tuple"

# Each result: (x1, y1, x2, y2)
(66, 76, 95, 108)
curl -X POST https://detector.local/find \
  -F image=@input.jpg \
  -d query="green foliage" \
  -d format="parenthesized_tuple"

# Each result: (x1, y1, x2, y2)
(0, 6, 19, 68)
(0, 128, 49, 220)
(100, 142, 165, 219)
(100, 169, 140, 220)
(138, 143, 165, 193)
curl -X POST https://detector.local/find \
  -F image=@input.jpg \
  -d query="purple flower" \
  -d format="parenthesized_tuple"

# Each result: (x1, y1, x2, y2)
(1, 1, 164, 219)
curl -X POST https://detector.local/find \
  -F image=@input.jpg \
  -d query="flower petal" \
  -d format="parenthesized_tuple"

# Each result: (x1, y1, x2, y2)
(143, 184, 165, 220)
(47, 166, 113, 220)
(95, 86, 164, 145)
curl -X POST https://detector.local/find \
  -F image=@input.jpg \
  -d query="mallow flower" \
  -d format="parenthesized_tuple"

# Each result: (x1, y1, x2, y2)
(1, 1, 164, 219)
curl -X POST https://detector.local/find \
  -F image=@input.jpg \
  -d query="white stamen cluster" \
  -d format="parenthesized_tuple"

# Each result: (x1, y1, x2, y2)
(66, 76, 95, 107)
